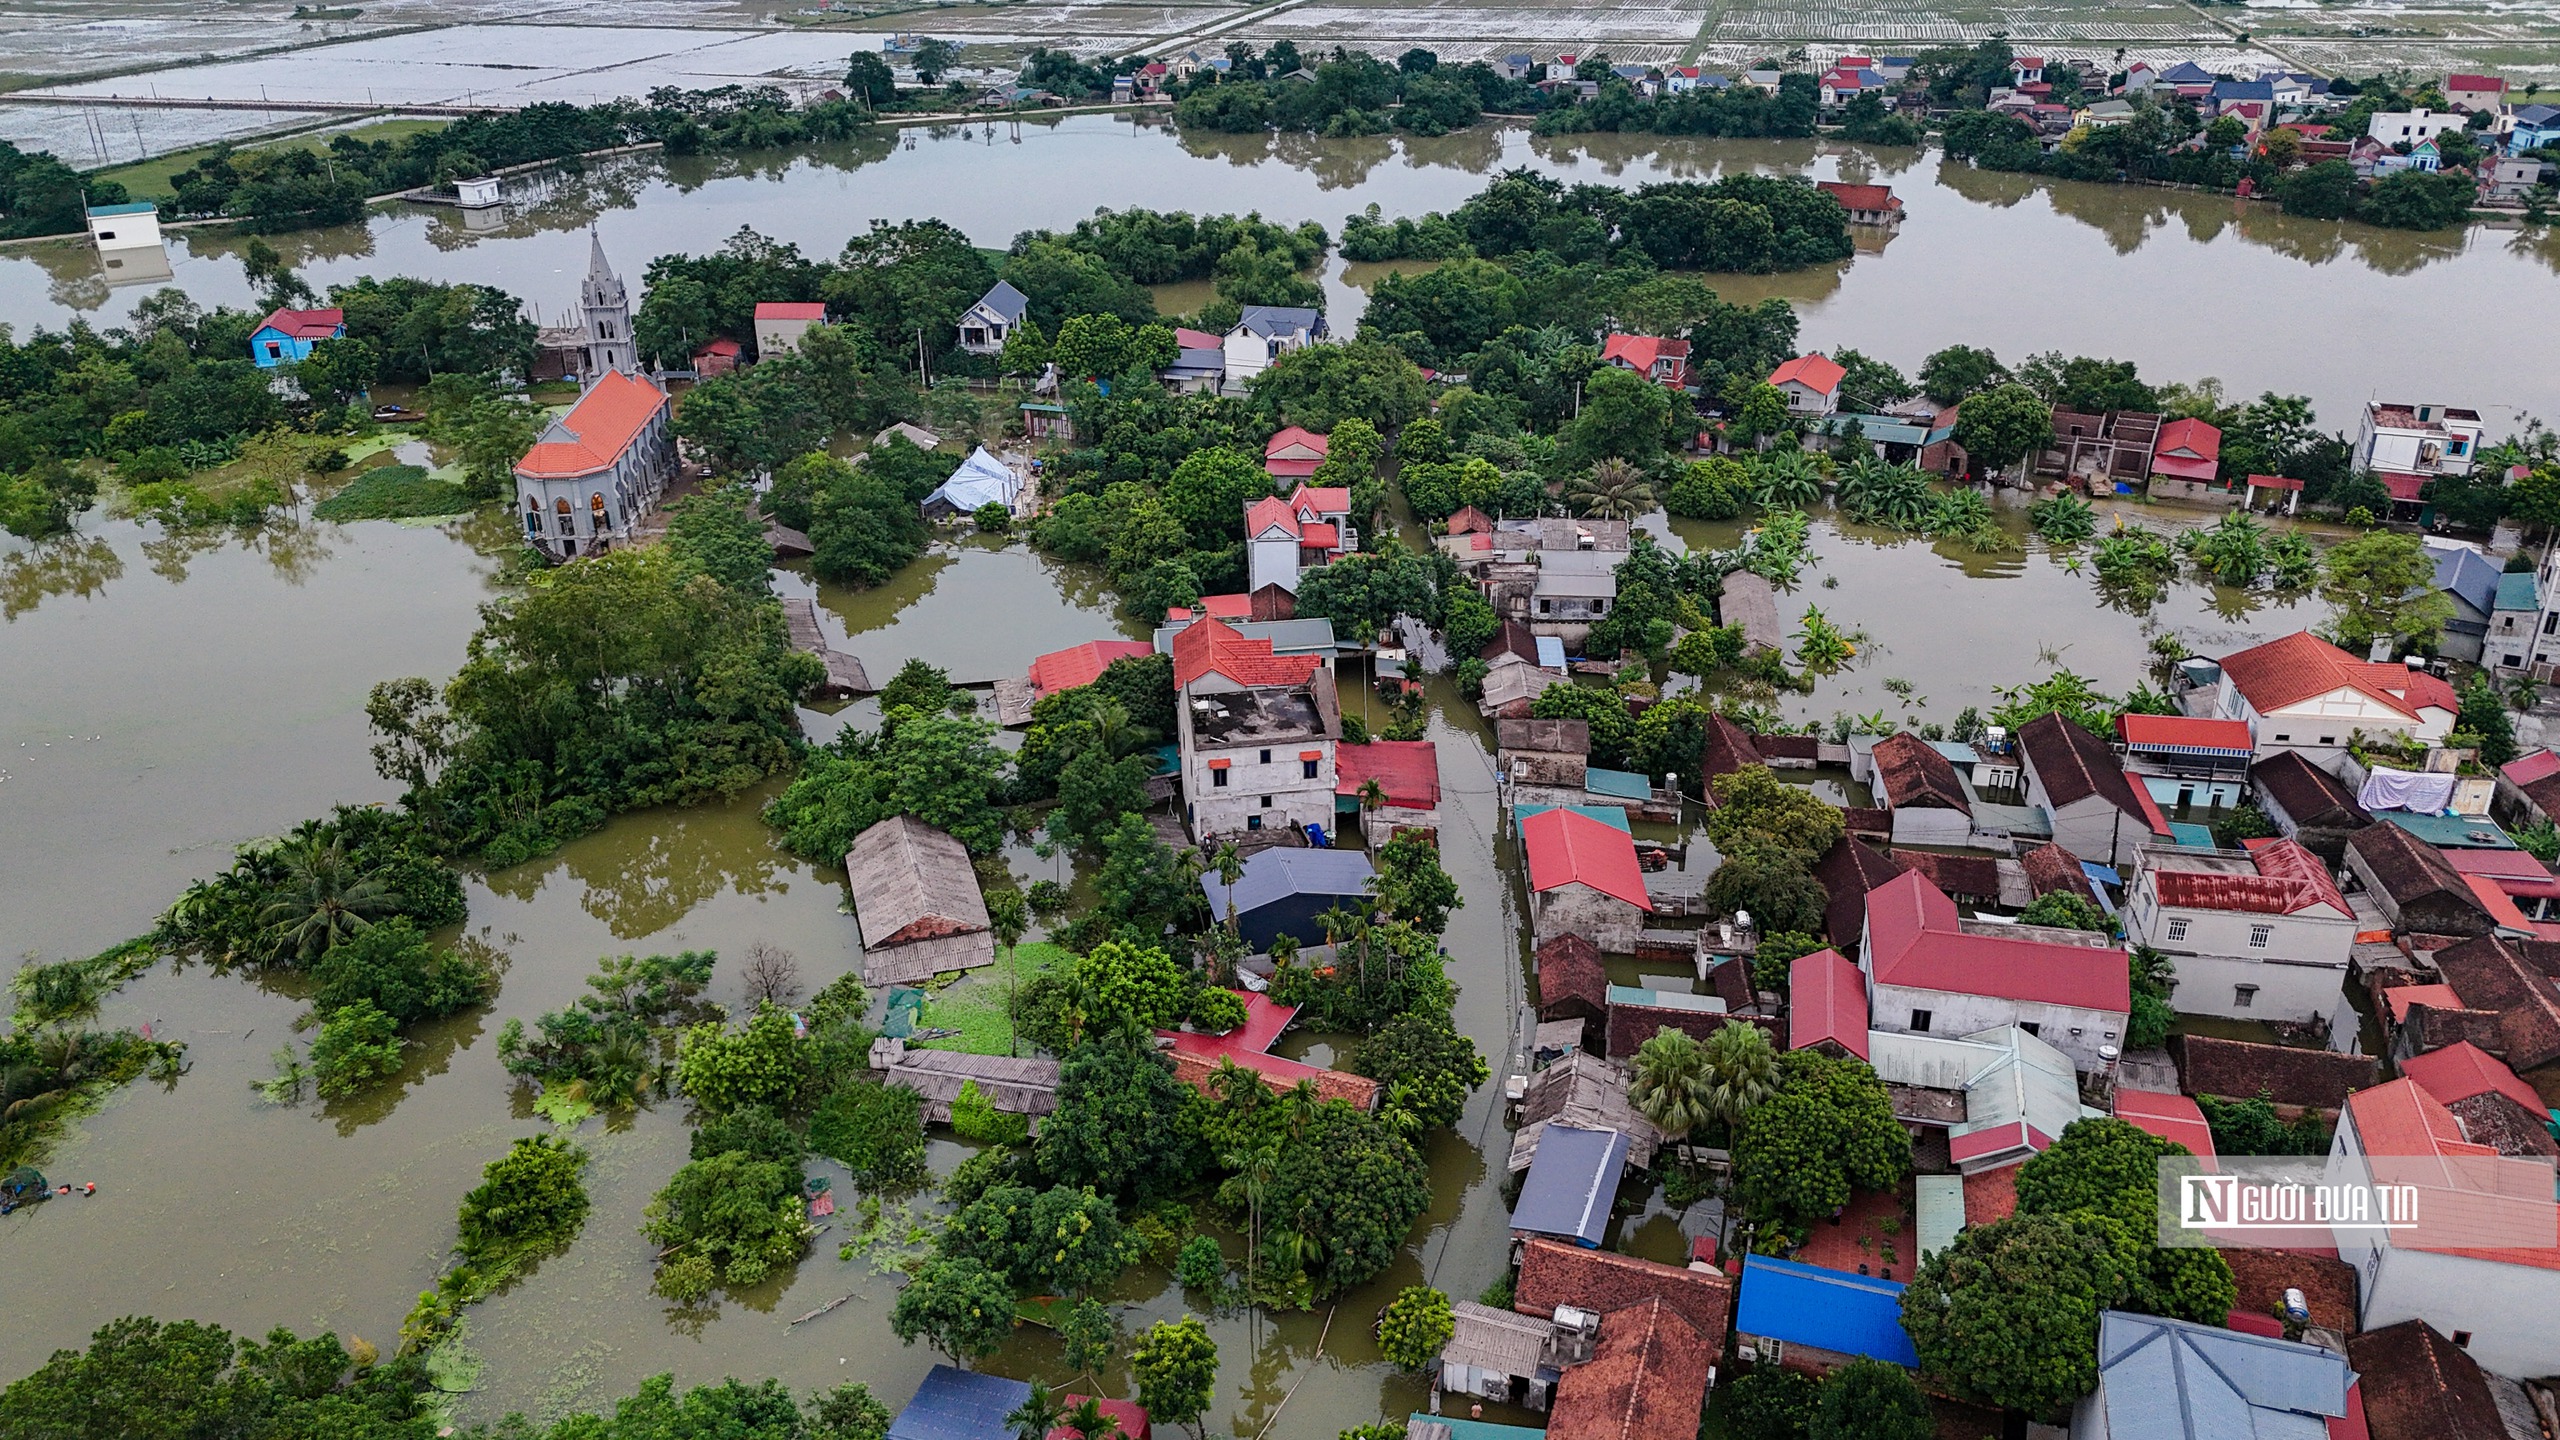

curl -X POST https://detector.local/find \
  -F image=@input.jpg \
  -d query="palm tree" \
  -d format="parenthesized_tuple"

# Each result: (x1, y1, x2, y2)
(1006, 1382, 1066, 1440)
(1699, 1022, 1779, 1132)
(1211, 841, 1244, 940)
(256, 840, 400, 965)
(1565, 458, 1656, 520)
(1058, 1398, 1122, 1440)
(1627, 1027, 1713, 1137)
(1748, 448, 1826, 510)
(1221, 1136, 1280, 1283)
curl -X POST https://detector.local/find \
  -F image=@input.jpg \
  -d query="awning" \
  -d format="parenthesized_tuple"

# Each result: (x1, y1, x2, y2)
(1208, 758, 1232, 769)
(2378, 471, 2427, 501)
(1300, 750, 1324, 761)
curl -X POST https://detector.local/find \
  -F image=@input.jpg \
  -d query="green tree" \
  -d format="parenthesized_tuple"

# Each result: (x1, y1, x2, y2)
(1950, 382, 2052, 479)
(256, 838, 401, 965)
(1036, 1038, 1204, 1203)
(2015, 1117, 2235, 1325)
(1250, 340, 1434, 432)
(1006, 1383, 1066, 1440)
(891, 1256, 1018, 1364)
(1664, 456, 1750, 520)
(1722, 1365, 1822, 1440)
(1377, 1286, 1454, 1369)
(2017, 891, 2107, 932)
(1627, 1027, 1712, 1136)
(457, 1134, 590, 1269)
(310, 1000, 403, 1099)
(1731, 1050, 1906, 1230)
(674, 1005, 812, 1116)
(2320, 529, 2456, 650)
(643, 1148, 810, 1297)
(1349, 1012, 1487, 1130)
(1700, 1020, 1779, 1132)
(1130, 1317, 1218, 1440)
(1564, 457, 1658, 519)
(1918, 344, 2003, 404)
(2459, 673, 2518, 767)
(307, 917, 491, 1025)
(1369, 831, 1462, 934)
(1529, 683, 1635, 769)
(1812, 1359, 1933, 1440)
(1162, 445, 1272, 541)
(1900, 1212, 2125, 1416)
(1073, 940, 1191, 1034)
(807, 1081, 927, 1185)
(1564, 366, 1676, 466)
(1291, 548, 1437, 641)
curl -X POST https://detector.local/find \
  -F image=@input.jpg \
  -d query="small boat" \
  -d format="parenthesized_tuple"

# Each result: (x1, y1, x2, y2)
(371, 404, 426, 423)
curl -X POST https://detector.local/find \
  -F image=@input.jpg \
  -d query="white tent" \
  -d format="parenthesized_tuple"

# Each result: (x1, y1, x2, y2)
(922, 446, 1022, 517)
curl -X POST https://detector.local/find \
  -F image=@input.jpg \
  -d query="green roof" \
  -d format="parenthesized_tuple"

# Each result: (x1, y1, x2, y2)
(2375, 810, 2514, 849)
(2497, 571, 2539, 613)
(1584, 767, 1652, 800)
(86, 201, 158, 217)
(1915, 1175, 1965, 1260)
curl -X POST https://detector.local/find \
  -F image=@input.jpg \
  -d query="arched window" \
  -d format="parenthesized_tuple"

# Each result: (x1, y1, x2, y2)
(590, 493, 610, 528)
(553, 496, 572, 514)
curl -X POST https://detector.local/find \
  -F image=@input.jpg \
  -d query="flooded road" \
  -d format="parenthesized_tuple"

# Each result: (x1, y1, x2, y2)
(8, 116, 2560, 428)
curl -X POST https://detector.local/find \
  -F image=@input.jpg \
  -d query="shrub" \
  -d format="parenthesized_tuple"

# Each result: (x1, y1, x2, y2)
(456, 1134, 590, 1271)
(1175, 1233, 1225, 1290)
(642, 1150, 810, 1296)
(1188, 988, 1247, 1035)
(691, 1104, 803, 1167)
(310, 1001, 403, 1099)
(972, 500, 1012, 532)
(1376, 1285, 1453, 1370)
(949, 1078, 1029, 1147)
(807, 1081, 927, 1185)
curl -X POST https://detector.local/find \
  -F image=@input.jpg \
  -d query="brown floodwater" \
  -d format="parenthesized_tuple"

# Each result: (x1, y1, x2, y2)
(5, 115, 2559, 428)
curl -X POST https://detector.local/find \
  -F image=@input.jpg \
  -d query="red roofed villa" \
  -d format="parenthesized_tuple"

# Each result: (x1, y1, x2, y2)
(2147, 415, 2224, 498)
(1263, 425, 1329, 479)
(1768, 353, 1849, 417)
(1815, 179, 1903, 225)
(1523, 805, 1653, 953)
(512, 369, 676, 561)
(2201, 631, 2458, 759)
(1860, 869, 2130, 1072)
(1599, 333, 1691, 388)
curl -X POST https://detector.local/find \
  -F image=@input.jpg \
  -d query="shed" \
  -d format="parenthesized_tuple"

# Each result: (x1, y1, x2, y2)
(1535, 933, 1610, 1042)
(889, 1366, 1033, 1440)
(922, 446, 1024, 519)
(1437, 1302, 1560, 1411)
(847, 816, 994, 985)
(1198, 847, 1375, 952)
(1913, 1175, 1965, 1261)
(1510, 1123, 1629, 1247)
(1734, 1254, 1919, 1369)
(870, 1038, 1061, 1123)
(1510, 1052, 1662, 1173)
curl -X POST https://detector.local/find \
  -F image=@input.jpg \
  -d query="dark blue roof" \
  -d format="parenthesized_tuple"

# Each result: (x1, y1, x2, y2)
(2094, 1312, 2351, 1439)
(1510, 1123, 1628, 1245)
(2433, 544, 2502, 618)
(888, 1366, 1034, 1440)
(1734, 1254, 1919, 1366)
(2211, 79, 2273, 101)
(2160, 61, 2218, 84)
(1199, 846, 1375, 915)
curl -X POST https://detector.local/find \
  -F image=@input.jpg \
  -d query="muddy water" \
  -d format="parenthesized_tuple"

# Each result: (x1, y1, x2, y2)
(7, 116, 2560, 427)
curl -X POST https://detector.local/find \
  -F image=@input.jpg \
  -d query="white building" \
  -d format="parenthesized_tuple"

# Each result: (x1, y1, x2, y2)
(753, 301, 828, 358)
(2196, 631, 2458, 762)
(2121, 841, 2356, 1022)
(2366, 108, 2467, 146)
(85, 201, 161, 252)
(1223, 305, 1326, 393)
(512, 370, 676, 561)
(956, 281, 1028, 356)
(1859, 869, 2131, 1073)
(2329, 1078, 2560, 1380)
(2017, 711, 2170, 868)
(2356, 400, 2485, 481)
(1172, 617, 1341, 840)
(1768, 353, 1846, 417)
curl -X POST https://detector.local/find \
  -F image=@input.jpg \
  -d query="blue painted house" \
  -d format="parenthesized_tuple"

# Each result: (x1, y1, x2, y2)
(249, 306, 344, 368)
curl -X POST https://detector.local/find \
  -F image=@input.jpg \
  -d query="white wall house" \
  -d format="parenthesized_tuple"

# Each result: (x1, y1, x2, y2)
(2330, 1079, 2560, 1380)
(2017, 712, 2168, 868)
(1224, 306, 1326, 393)
(2365, 108, 2467, 146)
(2121, 842, 2356, 1022)
(85, 201, 161, 252)
(753, 302, 827, 358)
(2203, 631, 2457, 762)
(2356, 400, 2484, 480)
(1172, 618, 1340, 840)
(1859, 869, 2131, 1073)
(1768, 353, 1846, 417)
(956, 280, 1029, 357)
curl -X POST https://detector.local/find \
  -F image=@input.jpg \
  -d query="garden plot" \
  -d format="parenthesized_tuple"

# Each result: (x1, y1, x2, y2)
(0, 102, 333, 166)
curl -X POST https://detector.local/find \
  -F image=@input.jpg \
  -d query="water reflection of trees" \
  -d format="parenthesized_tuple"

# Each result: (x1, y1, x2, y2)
(478, 805, 796, 939)
(0, 534, 123, 620)
(317, 1007, 486, 1137)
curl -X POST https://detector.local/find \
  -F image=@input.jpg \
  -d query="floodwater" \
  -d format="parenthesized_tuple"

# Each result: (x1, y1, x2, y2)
(7, 115, 2560, 427)
(0, 108, 2544, 1429)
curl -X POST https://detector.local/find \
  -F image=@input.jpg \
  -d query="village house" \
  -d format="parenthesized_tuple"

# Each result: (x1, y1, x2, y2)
(2347, 1319, 2515, 1440)
(1535, 933, 1610, 1053)
(1733, 1254, 1920, 1371)
(752, 300, 826, 357)
(1159, 325, 1226, 392)
(1511, 1236, 1733, 1346)
(1156, 989, 1379, 1109)
(2367, 107, 2468, 147)
(2398, 1039, 2549, 1139)
(690, 336, 741, 378)
(1767, 353, 1847, 417)
(889, 1366, 1031, 1440)
(1859, 732, 1974, 846)
(2073, 1313, 2357, 1440)
(1435, 1302, 1573, 1414)
(2121, 841, 2356, 1021)
(1263, 425, 1329, 480)
(2495, 747, 2560, 829)
(1789, 949, 1869, 1060)
(1334, 738, 1439, 848)
(1523, 805, 1652, 953)
(955, 280, 1028, 356)
(2172, 1033, 2378, 1121)
(2426, 933, 2560, 1074)
(2329, 1078, 2560, 1379)
(1813, 179, 1903, 225)
(1497, 717, 1591, 791)
(1223, 305, 1325, 393)
(512, 369, 676, 560)
(1525, 550, 1616, 645)
(2145, 416, 2225, 500)
(2036, 407, 2161, 490)
(1172, 617, 1341, 840)
(2017, 712, 2172, 867)
(2251, 750, 2374, 859)
(1244, 483, 1355, 595)
(1542, 1299, 1714, 1440)
(1197, 846, 1372, 952)
(2117, 713, 2254, 813)
(2357, 402, 2485, 515)
(2445, 72, 2507, 112)
(1869, 1023, 2099, 1172)
(1860, 869, 2131, 1072)
(2428, 538, 2505, 664)
(1510, 1052, 1662, 1174)
(2190, 630, 2459, 762)
(1510, 1122, 1630, 1248)
(2509, 103, 2560, 152)
(2111, 1087, 2217, 1159)
(846, 815, 995, 984)
(1598, 333, 1690, 388)
(2208, 78, 2275, 132)
(2344, 822, 2496, 939)
(249, 306, 343, 368)
(869, 1041, 1059, 1126)
(85, 199, 161, 255)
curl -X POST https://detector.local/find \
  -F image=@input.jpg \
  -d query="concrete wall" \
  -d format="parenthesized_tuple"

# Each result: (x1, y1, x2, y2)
(1183, 738, 1334, 840)
(1867, 980, 2127, 1072)
(2124, 884, 2354, 1021)
(2135, 772, 2244, 810)
(1532, 884, 1644, 954)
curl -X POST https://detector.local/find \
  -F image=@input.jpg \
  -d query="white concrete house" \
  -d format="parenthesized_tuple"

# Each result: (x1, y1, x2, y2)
(2017, 712, 2170, 868)
(85, 201, 161, 252)
(1860, 869, 2131, 1073)
(2365, 108, 2467, 146)
(1172, 617, 1340, 840)
(1768, 353, 1846, 417)
(2329, 1078, 2560, 1380)
(753, 301, 827, 358)
(1223, 306, 1326, 393)
(2121, 841, 2356, 1022)
(956, 280, 1029, 357)
(2198, 631, 2458, 763)
(2356, 400, 2485, 481)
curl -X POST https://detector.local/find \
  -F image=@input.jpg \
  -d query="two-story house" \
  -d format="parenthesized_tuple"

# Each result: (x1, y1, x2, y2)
(2444, 72, 2507, 112)
(2195, 630, 2458, 762)
(2366, 108, 2467, 147)
(1173, 617, 1341, 840)
(2122, 840, 2356, 1021)
(1767, 353, 1847, 417)
(512, 369, 676, 561)
(753, 301, 827, 358)
(1223, 306, 1326, 393)
(2017, 711, 2171, 868)
(1526, 550, 1616, 645)
(956, 281, 1029, 357)
(2117, 713, 2254, 813)
(1859, 869, 2131, 1073)
(1243, 485, 1355, 595)
(2509, 103, 2560, 153)
(2357, 401, 2485, 515)
(1599, 334, 1690, 388)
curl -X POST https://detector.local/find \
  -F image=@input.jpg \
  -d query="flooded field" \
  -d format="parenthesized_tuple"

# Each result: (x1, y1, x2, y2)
(10, 118, 2559, 431)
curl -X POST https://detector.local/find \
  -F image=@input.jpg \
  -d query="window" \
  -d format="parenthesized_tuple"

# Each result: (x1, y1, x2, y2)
(2019, 1021, 2040, 1037)
(2273, 733, 2290, 742)
(1246, 814, 1262, 830)
(1211, 768, 1228, 788)
(1260, 749, 1272, 764)
(2319, 735, 2336, 746)
(1302, 759, 1319, 779)
(2166, 917, 2190, 943)
(1910, 1009, 1932, 1032)
(2234, 985, 2258, 1008)
(2452, 1331, 2472, 1349)
(1260, 795, 1273, 808)
(2248, 923, 2273, 949)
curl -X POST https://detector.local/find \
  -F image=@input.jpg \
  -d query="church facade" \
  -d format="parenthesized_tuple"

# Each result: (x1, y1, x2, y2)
(512, 237, 676, 560)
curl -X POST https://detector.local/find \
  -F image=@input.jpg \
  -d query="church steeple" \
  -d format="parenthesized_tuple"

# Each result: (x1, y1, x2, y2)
(580, 231, 636, 380)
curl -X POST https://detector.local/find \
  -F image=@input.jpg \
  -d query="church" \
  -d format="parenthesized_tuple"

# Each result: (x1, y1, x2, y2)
(512, 236, 679, 561)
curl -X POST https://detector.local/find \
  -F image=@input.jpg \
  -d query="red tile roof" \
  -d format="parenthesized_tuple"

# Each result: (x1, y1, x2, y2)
(2399, 1040, 2543, 1114)
(1536, 933, 1609, 1018)
(1815, 180, 1902, 213)
(2020, 841, 2088, 899)
(1334, 740, 1440, 809)
(515, 370, 670, 480)
(2504, 748, 2560, 787)
(1600, 334, 1691, 376)
(1447, 504, 1495, 536)
(2114, 1088, 2218, 1160)
(2153, 840, 2350, 917)
(1871, 732, 1971, 813)
(2460, 874, 2533, 931)
(1264, 426, 1329, 478)
(1173, 327, 1223, 350)
(2446, 73, 2505, 92)
(1523, 806, 1653, 910)
(2345, 1078, 2560, 1271)
(1160, 991, 1379, 1109)
(2378, 472, 2427, 502)
(255, 306, 343, 340)
(1768, 353, 1846, 395)
(754, 301, 827, 321)
(1245, 494, 1300, 539)
(1170, 616, 1322, 690)
(1513, 1237, 1735, 1340)
(2118, 713, 2255, 753)
(694, 336, 743, 358)
(2220, 631, 2451, 721)
(1789, 948, 1869, 1059)
(1288, 484, 1350, 516)
(1863, 869, 2131, 1011)
(2149, 417, 2223, 482)
(2441, 846, 2560, 901)
(1028, 639, 1156, 697)
(2347, 1320, 2508, 1440)
(1545, 1298, 1716, 1440)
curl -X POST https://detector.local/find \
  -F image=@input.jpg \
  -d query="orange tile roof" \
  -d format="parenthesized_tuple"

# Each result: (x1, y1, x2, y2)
(1769, 353, 1846, 394)
(255, 306, 343, 340)
(2219, 631, 2440, 721)
(754, 301, 827, 321)
(1522, 806, 1652, 910)
(1170, 616, 1323, 690)
(2344, 1079, 2560, 1270)
(1245, 495, 1300, 539)
(1288, 484, 1350, 516)
(1334, 739, 1440, 808)
(2114, 1088, 2218, 1160)
(1815, 180, 1901, 212)
(2153, 839, 2350, 917)
(2384, 983, 2463, 1023)
(1027, 639, 1156, 696)
(2399, 1041, 2543, 1114)
(515, 371, 669, 481)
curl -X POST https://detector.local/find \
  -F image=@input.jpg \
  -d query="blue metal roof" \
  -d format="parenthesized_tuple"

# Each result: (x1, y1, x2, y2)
(1584, 767, 1652, 800)
(888, 1366, 1034, 1440)
(86, 201, 158, 217)
(1510, 1123, 1628, 1246)
(1199, 846, 1375, 914)
(1606, 985, 1724, 1013)
(1513, 803, 1630, 832)
(1535, 635, 1568, 669)
(2432, 544, 2502, 619)
(1408, 1416, 1544, 1440)
(2094, 1311, 2350, 1440)
(1735, 1254, 1919, 1366)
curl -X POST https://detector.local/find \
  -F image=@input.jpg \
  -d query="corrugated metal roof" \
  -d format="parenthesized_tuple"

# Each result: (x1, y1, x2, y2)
(889, 1366, 1034, 1440)
(1913, 1176, 1965, 1260)
(1513, 803, 1631, 832)
(1510, 1124, 1629, 1246)
(1583, 768, 1652, 800)
(2094, 1311, 2351, 1440)
(1734, 1254, 1918, 1365)
(1199, 847, 1374, 915)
